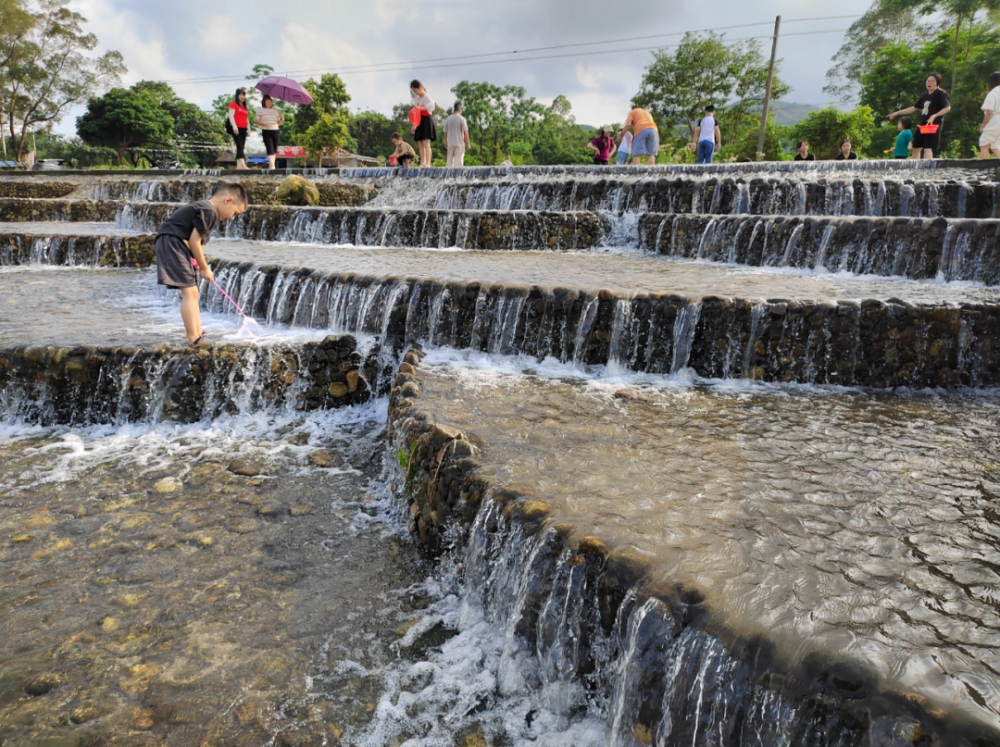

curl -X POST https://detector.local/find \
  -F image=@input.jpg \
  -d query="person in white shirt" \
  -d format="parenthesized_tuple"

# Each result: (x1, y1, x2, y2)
(409, 79, 436, 168)
(691, 105, 721, 164)
(444, 101, 470, 168)
(255, 95, 285, 170)
(980, 71, 1000, 158)
(617, 130, 632, 164)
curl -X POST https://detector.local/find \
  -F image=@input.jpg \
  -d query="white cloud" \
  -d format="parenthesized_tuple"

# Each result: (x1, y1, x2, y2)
(75, 0, 188, 84)
(198, 14, 239, 59)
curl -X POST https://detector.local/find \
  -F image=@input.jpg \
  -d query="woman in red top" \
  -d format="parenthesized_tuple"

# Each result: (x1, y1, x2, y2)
(227, 88, 250, 170)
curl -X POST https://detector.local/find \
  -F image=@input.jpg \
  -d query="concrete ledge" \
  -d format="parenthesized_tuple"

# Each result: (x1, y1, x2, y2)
(385, 348, 1000, 747)
(0, 336, 376, 425)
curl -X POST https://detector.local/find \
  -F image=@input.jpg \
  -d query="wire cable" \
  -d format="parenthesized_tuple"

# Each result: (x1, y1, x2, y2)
(165, 14, 861, 86)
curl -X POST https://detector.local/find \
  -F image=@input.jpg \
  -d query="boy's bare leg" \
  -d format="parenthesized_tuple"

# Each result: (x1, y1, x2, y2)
(646, 155, 656, 165)
(180, 286, 203, 343)
(981, 145, 990, 159)
(632, 155, 641, 165)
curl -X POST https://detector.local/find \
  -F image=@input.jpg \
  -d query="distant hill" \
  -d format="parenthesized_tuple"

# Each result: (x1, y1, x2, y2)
(769, 101, 821, 126)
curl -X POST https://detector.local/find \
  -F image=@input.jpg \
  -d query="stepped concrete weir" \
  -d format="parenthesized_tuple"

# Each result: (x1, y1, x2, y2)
(1, 163, 1000, 745)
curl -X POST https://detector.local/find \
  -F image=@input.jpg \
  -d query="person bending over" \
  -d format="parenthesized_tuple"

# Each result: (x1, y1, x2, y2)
(390, 132, 416, 170)
(155, 183, 248, 346)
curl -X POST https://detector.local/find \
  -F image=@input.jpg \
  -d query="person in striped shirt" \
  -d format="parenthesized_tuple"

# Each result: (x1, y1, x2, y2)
(255, 95, 285, 170)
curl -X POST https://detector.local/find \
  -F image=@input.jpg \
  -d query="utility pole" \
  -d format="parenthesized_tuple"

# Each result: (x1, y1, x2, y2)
(756, 15, 781, 162)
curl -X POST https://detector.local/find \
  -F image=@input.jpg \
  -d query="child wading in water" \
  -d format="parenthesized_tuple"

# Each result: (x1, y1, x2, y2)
(154, 183, 248, 346)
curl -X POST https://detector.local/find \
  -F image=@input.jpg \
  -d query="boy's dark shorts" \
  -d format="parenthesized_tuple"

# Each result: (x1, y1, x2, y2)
(155, 235, 197, 289)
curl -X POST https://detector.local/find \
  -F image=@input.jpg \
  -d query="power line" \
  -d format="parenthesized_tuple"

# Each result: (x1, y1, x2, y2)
(164, 14, 860, 87)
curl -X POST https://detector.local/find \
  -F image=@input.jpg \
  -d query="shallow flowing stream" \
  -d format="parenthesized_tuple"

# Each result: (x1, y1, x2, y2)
(410, 350, 1000, 733)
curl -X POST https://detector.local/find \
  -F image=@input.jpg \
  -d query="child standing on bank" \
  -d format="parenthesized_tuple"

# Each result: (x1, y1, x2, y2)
(154, 183, 248, 346)
(894, 116, 914, 159)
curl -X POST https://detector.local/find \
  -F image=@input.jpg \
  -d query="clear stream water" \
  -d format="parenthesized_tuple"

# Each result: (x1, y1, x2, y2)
(3, 168, 1000, 745)
(409, 349, 1000, 733)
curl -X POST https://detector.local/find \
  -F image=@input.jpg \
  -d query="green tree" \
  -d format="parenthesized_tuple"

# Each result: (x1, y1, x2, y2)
(632, 32, 790, 146)
(790, 106, 876, 159)
(292, 74, 350, 137)
(727, 113, 787, 161)
(133, 81, 225, 166)
(887, 0, 1000, 92)
(824, 1, 931, 102)
(0, 0, 125, 160)
(860, 25, 1000, 156)
(33, 132, 114, 167)
(531, 95, 592, 165)
(301, 111, 351, 161)
(450, 81, 545, 164)
(350, 109, 396, 158)
(76, 86, 173, 166)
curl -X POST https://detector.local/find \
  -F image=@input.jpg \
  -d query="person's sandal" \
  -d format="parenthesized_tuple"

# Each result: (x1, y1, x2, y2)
(188, 334, 210, 348)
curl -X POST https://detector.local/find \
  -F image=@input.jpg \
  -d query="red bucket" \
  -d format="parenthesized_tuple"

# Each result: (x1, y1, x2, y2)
(918, 124, 939, 134)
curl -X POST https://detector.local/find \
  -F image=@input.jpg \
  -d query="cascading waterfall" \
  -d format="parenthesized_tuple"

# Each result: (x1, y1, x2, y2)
(669, 301, 702, 373)
(414, 485, 940, 747)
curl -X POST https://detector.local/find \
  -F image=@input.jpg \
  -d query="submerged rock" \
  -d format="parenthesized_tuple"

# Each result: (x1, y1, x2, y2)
(615, 388, 650, 403)
(24, 674, 60, 696)
(229, 459, 266, 477)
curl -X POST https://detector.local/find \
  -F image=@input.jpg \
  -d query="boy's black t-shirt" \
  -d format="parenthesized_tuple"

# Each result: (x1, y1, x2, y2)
(915, 89, 950, 125)
(156, 201, 219, 245)
(794, 153, 816, 161)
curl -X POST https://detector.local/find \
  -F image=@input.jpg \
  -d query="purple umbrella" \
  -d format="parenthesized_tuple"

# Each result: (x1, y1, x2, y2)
(255, 76, 314, 105)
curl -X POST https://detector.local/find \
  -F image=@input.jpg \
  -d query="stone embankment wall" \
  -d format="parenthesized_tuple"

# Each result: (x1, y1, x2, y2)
(0, 233, 155, 267)
(89, 178, 378, 207)
(437, 176, 1000, 218)
(0, 336, 375, 425)
(0, 181, 77, 199)
(0, 198, 118, 222)
(386, 348, 998, 747)
(211, 261, 1000, 389)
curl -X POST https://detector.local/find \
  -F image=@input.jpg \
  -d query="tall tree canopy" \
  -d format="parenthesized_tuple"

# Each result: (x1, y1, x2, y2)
(0, 0, 125, 159)
(449, 81, 545, 165)
(632, 32, 789, 146)
(824, 2, 931, 102)
(860, 24, 1000, 156)
(888, 0, 1000, 92)
(76, 85, 174, 166)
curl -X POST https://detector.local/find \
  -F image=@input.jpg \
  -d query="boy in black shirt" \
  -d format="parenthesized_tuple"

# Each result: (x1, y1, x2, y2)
(888, 73, 951, 159)
(155, 182, 248, 346)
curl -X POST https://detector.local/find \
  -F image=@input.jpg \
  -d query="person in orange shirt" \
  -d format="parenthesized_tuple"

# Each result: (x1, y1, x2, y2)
(618, 107, 659, 165)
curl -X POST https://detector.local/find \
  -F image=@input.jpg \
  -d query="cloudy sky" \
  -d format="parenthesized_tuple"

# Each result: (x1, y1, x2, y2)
(64, 0, 873, 133)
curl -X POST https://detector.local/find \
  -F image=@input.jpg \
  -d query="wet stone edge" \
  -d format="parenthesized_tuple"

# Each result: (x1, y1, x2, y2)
(0, 232, 155, 267)
(212, 259, 1000, 389)
(0, 336, 376, 425)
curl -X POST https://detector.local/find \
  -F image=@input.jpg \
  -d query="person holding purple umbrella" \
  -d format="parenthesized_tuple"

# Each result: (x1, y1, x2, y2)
(227, 88, 250, 170)
(256, 95, 284, 170)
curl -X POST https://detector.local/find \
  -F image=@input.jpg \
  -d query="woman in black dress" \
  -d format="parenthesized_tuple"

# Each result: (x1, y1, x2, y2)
(888, 73, 951, 159)
(409, 79, 436, 168)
